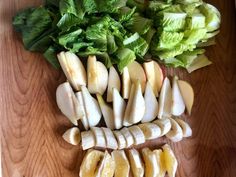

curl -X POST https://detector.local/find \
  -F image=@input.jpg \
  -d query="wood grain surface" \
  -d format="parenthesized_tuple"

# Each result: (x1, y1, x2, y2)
(1, 0, 236, 177)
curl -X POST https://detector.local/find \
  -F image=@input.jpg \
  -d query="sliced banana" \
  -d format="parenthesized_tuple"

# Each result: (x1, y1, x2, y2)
(57, 51, 87, 91)
(112, 150, 130, 177)
(102, 128, 118, 150)
(80, 149, 104, 177)
(175, 118, 192, 137)
(81, 130, 95, 150)
(128, 149, 144, 177)
(62, 127, 81, 145)
(142, 148, 159, 177)
(153, 118, 171, 136)
(138, 123, 161, 140)
(128, 126, 145, 145)
(95, 151, 115, 177)
(165, 118, 183, 142)
(120, 127, 134, 148)
(113, 131, 127, 149)
(153, 149, 166, 177)
(162, 144, 178, 177)
(91, 127, 106, 148)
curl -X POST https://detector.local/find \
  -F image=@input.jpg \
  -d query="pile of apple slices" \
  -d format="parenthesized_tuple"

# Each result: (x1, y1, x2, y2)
(79, 144, 177, 177)
(62, 116, 192, 150)
(56, 51, 194, 130)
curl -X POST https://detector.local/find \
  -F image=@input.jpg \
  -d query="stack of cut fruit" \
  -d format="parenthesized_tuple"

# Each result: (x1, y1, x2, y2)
(56, 51, 195, 177)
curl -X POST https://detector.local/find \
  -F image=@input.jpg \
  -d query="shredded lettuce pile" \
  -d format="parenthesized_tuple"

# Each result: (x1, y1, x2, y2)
(12, 0, 221, 72)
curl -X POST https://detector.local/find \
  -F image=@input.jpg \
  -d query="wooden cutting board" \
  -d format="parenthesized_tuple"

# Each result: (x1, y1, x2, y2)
(1, 0, 236, 177)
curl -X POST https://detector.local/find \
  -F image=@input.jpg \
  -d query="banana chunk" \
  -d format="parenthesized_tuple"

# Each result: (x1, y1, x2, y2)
(175, 118, 192, 137)
(153, 118, 171, 136)
(113, 131, 127, 150)
(81, 130, 95, 150)
(138, 123, 161, 140)
(128, 126, 145, 145)
(142, 148, 159, 177)
(91, 127, 106, 148)
(165, 118, 183, 142)
(80, 149, 104, 177)
(112, 150, 130, 177)
(102, 127, 118, 150)
(120, 127, 134, 148)
(128, 149, 144, 177)
(62, 127, 81, 145)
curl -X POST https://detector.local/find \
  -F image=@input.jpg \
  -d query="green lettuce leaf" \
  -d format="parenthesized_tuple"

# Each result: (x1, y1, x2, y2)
(116, 48, 136, 72)
(186, 13, 205, 29)
(43, 45, 61, 68)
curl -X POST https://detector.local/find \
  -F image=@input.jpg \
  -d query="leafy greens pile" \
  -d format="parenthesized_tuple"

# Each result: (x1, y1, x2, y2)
(12, 0, 221, 72)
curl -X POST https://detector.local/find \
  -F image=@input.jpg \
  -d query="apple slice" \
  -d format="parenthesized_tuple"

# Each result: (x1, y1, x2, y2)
(141, 81, 159, 123)
(107, 66, 121, 102)
(81, 86, 102, 127)
(97, 94, 115, 130)
(87, 56, 108, 95)
(123, 80, 145, 125)
(62, 127, 81, 145)
(158, 77, 172, 119)
(172, 76, 185, 116)
(56, 82, 84, 125)
(113, 88, 126, 129)
(57, 51, 87, 91)
(76, 92, 89, 130)
(127, 61, 146, 93)
(122, 67, 131, 99)
(177, 80, 194, 115)
(143, 61, 164, 97)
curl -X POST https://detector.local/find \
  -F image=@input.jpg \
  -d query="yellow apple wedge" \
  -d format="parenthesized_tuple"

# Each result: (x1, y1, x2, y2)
(87, 56, 108, 95)
(153, 149, 166, 177)
(113, 88, 126, 129)
(127, 61, 146, 93)
(97, 94, 115, 130)
(80, 149, 104, 177)
(123, 80, 145, 125)
(112, 150, 130, 177)
(142, 148, 159, 177)
(62, 127, 81, 145)
(177, 80, 194, 115)
(81, 86, 102, 127)
(56, 82, 84, 125)
(107, 66, 121, 102)
(142, 81, 159, 123)
(122, 67, 131, 99)
(172, 76, 185, 116)
(128, 149, 144, 177)
(162, 144, 178, 177)
(57, 51, 86, 91)
(158, 77, 172, 119)
(143, 61, 163, 97)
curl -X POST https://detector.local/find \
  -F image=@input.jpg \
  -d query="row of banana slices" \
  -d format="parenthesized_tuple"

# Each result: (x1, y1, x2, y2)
(63, 116, 192, 150)
(56, 51, 194, 130)
(79, 144, 177, 177)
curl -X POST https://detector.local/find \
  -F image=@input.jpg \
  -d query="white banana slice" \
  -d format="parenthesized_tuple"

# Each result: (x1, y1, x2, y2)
(128, 149, 144, 177)
(120, 127, 134, 148)
(62, 127, 81, 146)
(113, 131, 127, 150)
(102, 128, 118, 150)
(138, 123, 161, 140)
(97, 94, 115, 130)
(175, 118, 192, 137)
(142, 148, 159, 177)
(162, 144, 178, 177)
(57, 51, 87, 91)
(80, 149, 104, 177)
(112, 150, 130, 177)
(81, 130, 96, 150)
(91, 127, 106, 148)
(75, 92, 89, 130)
(165, 118, 183, 142)
(153, 118, 171, 136)
(95, 151, 115, 177)
(56, 82, 83, 125)
(128, 126, 146, 145)
(153, 149, 166, 177)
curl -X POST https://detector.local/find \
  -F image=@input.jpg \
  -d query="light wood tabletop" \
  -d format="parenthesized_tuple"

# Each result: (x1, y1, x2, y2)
(1, 0, 236, 177)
